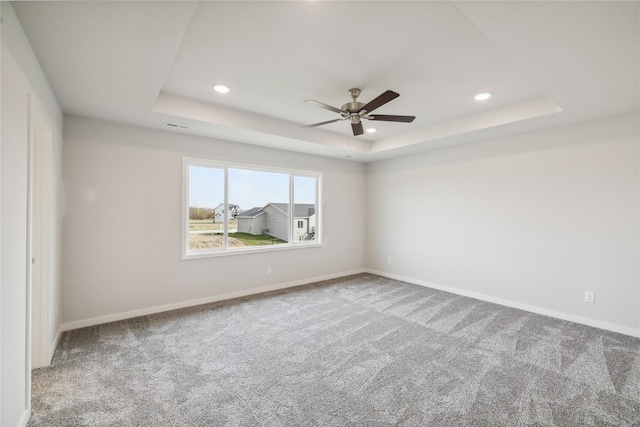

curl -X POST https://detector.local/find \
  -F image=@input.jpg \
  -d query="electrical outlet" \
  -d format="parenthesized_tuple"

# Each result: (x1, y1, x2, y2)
(584, 291, 595, 303)
(266, 267, 272, 275)
(387, 258, 392, 265)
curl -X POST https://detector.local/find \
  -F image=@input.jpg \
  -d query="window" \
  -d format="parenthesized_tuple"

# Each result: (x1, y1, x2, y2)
(183, 157, 321, 258)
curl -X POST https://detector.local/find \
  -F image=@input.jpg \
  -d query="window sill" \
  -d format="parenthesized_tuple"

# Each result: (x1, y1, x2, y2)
(182, 241, 323, 260)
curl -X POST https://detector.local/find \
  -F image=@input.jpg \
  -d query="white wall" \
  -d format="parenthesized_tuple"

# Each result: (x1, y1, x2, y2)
(1, 3, 63, 426)
(62, 116, 366, 326)
(366, 113, 640, 336)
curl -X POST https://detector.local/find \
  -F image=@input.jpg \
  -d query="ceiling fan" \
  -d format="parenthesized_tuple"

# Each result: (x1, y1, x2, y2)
(303, 88, 415, 136)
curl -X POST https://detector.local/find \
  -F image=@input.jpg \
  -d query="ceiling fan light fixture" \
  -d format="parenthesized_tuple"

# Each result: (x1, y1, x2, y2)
(474, 91, 493, 101)
(212, 83, 231, 94)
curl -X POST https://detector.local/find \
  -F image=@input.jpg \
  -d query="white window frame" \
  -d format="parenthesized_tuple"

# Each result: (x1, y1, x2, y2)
(182, 157, 322, 259)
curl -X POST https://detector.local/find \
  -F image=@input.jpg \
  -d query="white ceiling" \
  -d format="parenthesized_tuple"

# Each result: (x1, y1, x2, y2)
(12, 1, 640, 162)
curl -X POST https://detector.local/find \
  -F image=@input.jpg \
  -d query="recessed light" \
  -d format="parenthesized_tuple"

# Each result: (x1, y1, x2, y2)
(212, 84, 231, 94)
(366, 128, 377, 133)
(474, 92, 493, 101)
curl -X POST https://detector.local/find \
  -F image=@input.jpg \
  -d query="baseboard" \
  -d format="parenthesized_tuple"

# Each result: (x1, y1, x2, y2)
(49, 327, 63, 363)
(60, 269, 367, 332)
(367, 269, 640, 338)
(18, 408, 31, 427)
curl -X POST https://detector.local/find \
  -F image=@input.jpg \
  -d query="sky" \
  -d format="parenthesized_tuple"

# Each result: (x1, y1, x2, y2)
(189, 166, 316, 211)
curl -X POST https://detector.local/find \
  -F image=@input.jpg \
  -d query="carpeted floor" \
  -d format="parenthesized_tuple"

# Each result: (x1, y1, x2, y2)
(29, 274, 640, 426)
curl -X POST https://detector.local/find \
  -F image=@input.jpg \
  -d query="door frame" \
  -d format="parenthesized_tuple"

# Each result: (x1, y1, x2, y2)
(26, 94, 54, 404)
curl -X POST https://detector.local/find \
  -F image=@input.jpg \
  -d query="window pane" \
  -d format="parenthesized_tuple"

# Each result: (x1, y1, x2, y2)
(230, 168, 290, 246)
(293, 175, 317, 243)
(183, 158, 321, 258)
(188, 166, 224, 251)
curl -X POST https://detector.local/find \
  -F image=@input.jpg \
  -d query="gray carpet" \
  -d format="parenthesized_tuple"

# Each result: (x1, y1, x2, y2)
(29, 274, 640, 426)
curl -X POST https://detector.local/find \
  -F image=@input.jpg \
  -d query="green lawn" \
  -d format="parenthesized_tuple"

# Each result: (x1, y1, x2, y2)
(189, 221, 285, 246)
(229, 232, 286, 246)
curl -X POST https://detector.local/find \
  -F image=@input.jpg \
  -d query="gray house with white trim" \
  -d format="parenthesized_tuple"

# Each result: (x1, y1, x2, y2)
(236, 207, 266, 234)
(237, 203, 316, 242)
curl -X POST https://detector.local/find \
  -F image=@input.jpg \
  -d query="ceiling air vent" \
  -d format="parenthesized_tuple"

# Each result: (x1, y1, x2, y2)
(164, 122, 190, 130)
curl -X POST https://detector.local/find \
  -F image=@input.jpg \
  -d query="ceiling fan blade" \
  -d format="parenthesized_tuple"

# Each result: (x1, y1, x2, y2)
(368, 114, 416, 123)
(351, 121, 364, 136)
(360, 90, 400, 114)
(302, 118, 346, 128)
(304, 99, 346, 115)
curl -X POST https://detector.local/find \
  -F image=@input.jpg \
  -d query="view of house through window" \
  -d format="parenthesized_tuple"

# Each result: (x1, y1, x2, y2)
(293, 175, 317, 242)
(184, 158, 321, 257)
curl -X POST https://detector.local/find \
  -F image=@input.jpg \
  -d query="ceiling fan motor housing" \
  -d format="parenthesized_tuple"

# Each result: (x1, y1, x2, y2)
(342, 101, 365, 114)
